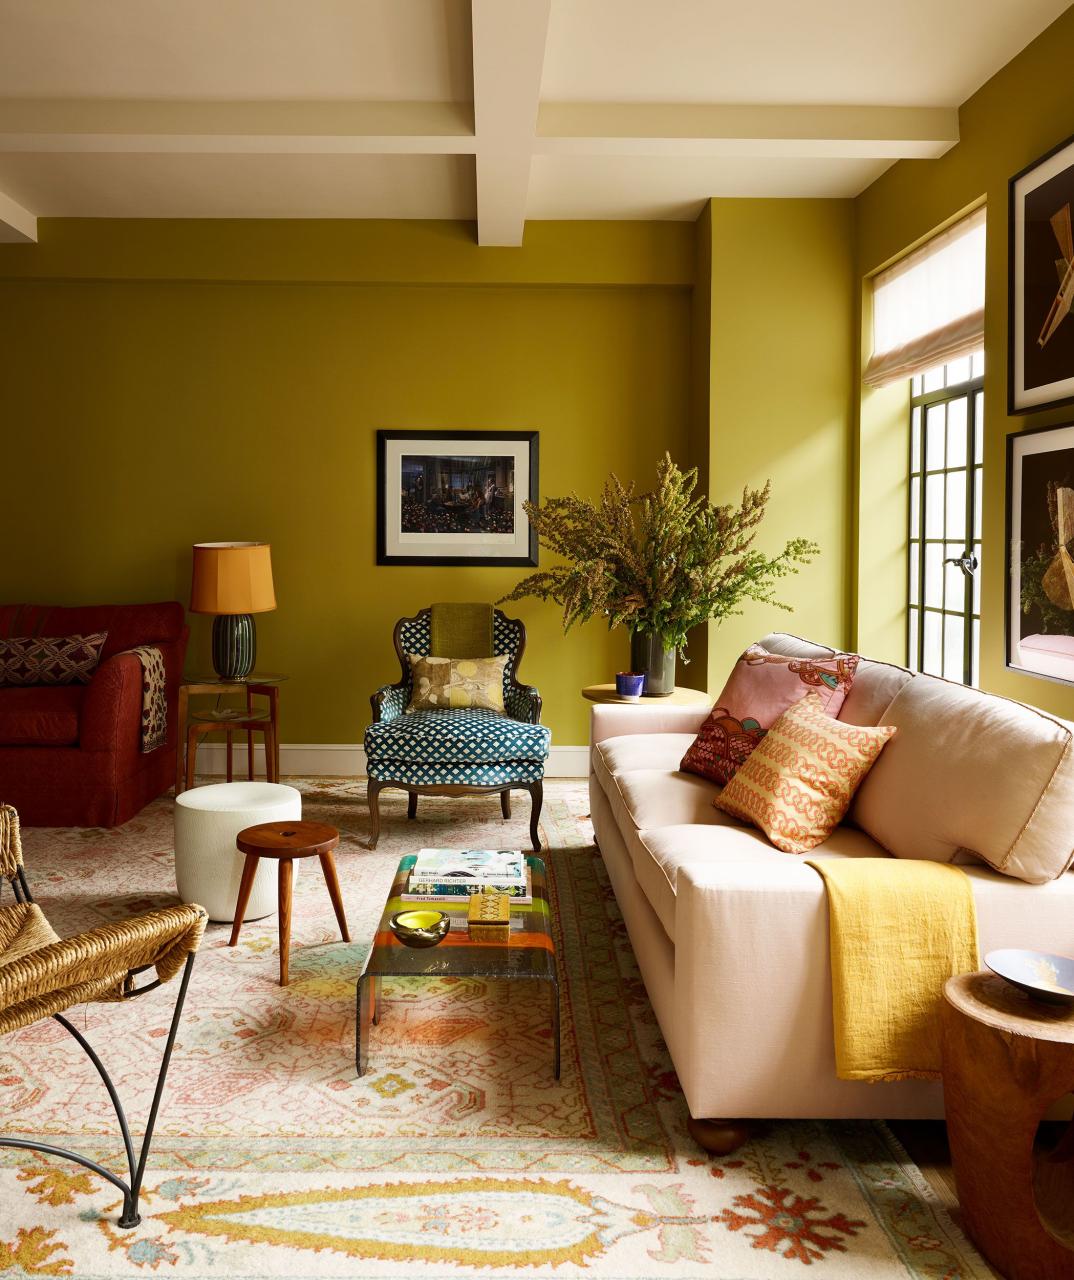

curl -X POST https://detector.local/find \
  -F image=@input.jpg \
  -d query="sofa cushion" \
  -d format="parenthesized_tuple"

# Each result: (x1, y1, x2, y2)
(592, 733, 699, 794)
(604, 768, 735, 833)
(634, 820, 890, 940)
(681, 643, 858, 786)
(853, 673, 1074, 884)
(0, 686, 84, 745)
(0, 633, 107, 687)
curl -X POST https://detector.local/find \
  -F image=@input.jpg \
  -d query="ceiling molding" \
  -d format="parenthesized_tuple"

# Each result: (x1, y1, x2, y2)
(471, 0, 550, 245)
(0, 188, 37, 243)
(535, 103, 959, 159)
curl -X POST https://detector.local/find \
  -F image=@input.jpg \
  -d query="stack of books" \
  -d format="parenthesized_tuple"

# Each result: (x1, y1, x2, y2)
(401, 848, 532, 905)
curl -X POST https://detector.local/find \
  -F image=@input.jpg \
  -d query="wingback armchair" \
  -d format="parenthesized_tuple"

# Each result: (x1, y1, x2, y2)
(364, 606, 550, 850)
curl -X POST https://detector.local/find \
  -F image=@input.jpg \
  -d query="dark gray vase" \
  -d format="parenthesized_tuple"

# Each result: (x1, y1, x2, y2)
(629, 630, 676, 697)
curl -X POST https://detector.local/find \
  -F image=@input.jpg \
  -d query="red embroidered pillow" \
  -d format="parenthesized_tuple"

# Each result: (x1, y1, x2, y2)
(681, 643, 859, 785)
(0, 632, 108, 687)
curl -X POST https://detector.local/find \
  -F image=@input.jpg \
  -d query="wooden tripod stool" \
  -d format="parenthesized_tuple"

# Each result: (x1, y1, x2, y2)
(230, 820, 350, 986)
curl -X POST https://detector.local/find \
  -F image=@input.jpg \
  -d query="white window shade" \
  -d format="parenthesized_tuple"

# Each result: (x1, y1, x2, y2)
(864, 208, 986, 388)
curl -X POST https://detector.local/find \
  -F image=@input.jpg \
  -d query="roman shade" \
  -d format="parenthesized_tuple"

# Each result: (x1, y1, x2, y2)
(863, 207, 986, 388)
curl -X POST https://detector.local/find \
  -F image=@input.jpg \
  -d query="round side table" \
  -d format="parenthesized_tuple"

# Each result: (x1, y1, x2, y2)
(581, 684, 712, 707)
(230, 820, 350, 987)
(941, 971, 1074, 1280)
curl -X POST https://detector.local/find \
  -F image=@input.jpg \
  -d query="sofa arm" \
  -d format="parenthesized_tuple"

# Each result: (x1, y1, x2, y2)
(506, 682, 542, 724)
(81, 653, 145, 755)
(672, 856, 834, 1120)
(590, 702, 711, 747)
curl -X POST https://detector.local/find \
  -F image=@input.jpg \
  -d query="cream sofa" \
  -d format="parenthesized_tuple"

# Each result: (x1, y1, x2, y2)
(589, 632, 1074, 1146)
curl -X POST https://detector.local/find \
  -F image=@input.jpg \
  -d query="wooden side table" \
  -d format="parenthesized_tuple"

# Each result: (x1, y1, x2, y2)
(177, 676, 285, 794)
(230, 820, 350, 986)
(941, 971, 1074, 1280)
(581, 683, 712, 707)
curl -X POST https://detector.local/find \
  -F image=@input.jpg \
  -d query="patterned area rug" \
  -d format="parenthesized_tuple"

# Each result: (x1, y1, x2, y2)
(0, 780, 988, 1278)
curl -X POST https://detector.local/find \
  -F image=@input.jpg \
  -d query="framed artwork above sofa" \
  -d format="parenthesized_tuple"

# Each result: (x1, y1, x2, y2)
(1006, 420, 1074, 685)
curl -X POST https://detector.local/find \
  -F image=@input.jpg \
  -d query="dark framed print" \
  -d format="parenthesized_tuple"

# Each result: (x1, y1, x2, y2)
(1009, 133, 1074, 414)
(376, 430, 539, 566)
(1006, 421, 1074, 684)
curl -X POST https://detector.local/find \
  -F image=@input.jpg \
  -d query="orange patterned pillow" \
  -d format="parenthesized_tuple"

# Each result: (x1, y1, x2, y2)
(714, 692, 896, 854)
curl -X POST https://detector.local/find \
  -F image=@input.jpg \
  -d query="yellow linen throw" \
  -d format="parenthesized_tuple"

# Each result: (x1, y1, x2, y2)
(806, 858, 979, 1082)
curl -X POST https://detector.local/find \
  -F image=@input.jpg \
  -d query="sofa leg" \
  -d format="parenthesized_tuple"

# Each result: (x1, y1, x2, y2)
(528, 781, 543, 852)
(407, 791, 418, 820)
(500, 789, 512, 820)
(368, 781, 382, 849)
(687, 1116, 752, 1155)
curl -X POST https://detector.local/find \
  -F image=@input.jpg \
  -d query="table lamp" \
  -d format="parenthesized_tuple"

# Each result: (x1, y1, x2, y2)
(190, 542, 276, 679)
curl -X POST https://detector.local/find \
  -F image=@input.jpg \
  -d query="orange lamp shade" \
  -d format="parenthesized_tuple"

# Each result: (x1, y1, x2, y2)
(190, 542, 276, 615)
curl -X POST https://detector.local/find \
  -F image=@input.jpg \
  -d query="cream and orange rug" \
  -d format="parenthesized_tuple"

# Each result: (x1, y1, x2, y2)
(0, 780, 988, 1277)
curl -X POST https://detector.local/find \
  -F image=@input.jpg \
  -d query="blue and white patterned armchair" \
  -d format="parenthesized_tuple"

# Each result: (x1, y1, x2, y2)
(364, 608, 550, 850)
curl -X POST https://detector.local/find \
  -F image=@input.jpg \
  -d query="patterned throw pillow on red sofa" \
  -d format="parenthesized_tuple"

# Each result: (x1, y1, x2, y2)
(680, 643, 859, 785)
(0, 632, 108, 686)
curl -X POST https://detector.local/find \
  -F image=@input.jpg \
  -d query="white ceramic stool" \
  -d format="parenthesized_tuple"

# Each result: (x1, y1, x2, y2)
(174, 782, 302, 923)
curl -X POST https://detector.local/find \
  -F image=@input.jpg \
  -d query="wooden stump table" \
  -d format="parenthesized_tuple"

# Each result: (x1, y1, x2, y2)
(941, 971, 1074, 1280)
(230, 820, 350, 986)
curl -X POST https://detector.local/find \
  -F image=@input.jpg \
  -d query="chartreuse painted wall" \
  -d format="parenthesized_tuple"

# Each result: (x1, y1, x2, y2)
(854, 4, 1074, 718)
(694, 197, 856, 690)
(0, 220, 692, 747)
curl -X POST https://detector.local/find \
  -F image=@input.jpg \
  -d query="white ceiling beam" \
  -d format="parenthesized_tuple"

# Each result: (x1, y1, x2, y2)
(0, 188, 37, 243)
(0, 99, 475, 154)
(471, 0, 550, 247)
(537, 103, 959, 159)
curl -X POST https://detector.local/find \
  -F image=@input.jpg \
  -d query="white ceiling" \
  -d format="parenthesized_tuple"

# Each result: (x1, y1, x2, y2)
(0, 0, 1067, 246)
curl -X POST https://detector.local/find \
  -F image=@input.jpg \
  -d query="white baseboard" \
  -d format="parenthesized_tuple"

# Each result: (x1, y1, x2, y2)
(195, 742, 589, 779)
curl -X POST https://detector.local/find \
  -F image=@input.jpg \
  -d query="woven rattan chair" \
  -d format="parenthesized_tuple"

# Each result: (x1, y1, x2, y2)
(0, 805, 206, 1229)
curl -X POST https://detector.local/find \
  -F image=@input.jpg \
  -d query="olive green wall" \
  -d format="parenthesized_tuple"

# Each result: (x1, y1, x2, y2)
(697, 198, 856, 689)
(0, 220, 692, 746)
(854, 5, 1074, 717)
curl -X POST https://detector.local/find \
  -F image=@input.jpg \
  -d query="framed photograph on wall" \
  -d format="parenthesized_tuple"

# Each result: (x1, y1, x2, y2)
(1007, 421, 1074, 684)
(1009, 133, 1074, 414)
(376, 430, 539, 566)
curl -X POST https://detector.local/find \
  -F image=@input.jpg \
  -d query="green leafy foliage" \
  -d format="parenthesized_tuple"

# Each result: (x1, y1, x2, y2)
(1020, 544, 1073, 634)
(498, 454, 819, 652)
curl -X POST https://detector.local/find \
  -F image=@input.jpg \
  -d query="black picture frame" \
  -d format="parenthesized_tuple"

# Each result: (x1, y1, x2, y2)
(1005, 419, 1074, 686)
(376, 430, 539, 567)
(1008, 131, 1074, 415)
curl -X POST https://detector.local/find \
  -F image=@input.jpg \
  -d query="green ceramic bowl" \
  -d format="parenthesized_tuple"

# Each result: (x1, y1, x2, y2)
(389, 909, 450, 948)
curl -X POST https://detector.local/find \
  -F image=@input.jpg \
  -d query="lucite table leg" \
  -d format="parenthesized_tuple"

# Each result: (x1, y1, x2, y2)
(356, 973, 370, 1076)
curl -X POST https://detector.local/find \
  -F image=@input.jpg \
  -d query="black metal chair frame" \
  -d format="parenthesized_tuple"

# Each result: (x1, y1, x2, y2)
(0, 867, 197, 1230)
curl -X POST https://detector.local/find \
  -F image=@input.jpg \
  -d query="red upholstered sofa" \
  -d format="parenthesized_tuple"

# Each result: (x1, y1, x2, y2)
(0, 603, 188, 826)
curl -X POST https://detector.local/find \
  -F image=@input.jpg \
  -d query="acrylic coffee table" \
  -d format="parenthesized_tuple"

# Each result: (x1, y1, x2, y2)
(356, 853, 560, 1079)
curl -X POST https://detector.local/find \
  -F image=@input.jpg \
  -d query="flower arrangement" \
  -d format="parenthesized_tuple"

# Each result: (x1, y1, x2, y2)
(498, 453, 818, 657)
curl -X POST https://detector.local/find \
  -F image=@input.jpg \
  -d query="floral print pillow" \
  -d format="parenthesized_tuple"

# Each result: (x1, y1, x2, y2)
(406, 654, 508, 712)
(680, 644, 858, 786)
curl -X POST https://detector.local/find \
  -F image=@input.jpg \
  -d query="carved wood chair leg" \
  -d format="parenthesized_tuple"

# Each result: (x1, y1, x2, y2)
(367, 781, 382, 850)
(500, 789, 512, 819)
(528, 780, 543, 852)
(687, 1116, 753, 1156)
(407, 791, 417, 820)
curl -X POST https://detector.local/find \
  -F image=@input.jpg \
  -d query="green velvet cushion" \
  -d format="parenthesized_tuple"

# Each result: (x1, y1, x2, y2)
(429, 602, 493, 658)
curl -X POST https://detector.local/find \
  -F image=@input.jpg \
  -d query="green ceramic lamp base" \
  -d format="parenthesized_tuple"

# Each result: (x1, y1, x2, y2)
(211, 613, 256, 680)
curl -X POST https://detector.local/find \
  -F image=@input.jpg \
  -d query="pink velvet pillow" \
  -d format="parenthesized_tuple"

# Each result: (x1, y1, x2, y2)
(680, 643, 859, 785)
